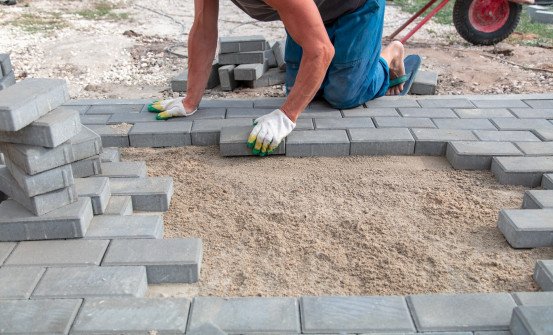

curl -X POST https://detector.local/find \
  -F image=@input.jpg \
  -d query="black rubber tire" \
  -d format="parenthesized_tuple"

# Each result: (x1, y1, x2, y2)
(453, 0, 522, 45)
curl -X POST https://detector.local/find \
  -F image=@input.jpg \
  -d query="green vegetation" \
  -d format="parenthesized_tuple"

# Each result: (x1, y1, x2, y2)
(9, 12, 68, 33)
(393, 0, 455, 25)
(76, 1, 129, 21)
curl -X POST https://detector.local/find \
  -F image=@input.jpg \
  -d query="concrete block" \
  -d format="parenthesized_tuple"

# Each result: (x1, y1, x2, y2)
(188, 297, 300, 333)
(57, 104, 90, 115)
(129, 121, 192, 147)
(71, 155, 102, 178)
(226, 108, 268, 119)
(243, 68, 285, 88)
(65, 98, 152, 106)
(454, 108, 514, 118)
(471, 99, 529, 108)
(522, 190, 553, 209)
(286, 130, 350, 157)
(510, 306, 553, 335)
(0, 198, 92, 241)
(0, 242, 16, 264)
(411, 128, 478, 155)
(234, 63, 267, 81)
(418, 98, 474, 108)
(0, 267, 45, 299)
(542, 174, 553, 189)
(219, 65, 238, 91)
(342, 107, 399, 118)
(86, 104, 143, 114)
(166, 108, 226, 121)
(80, 114, 110, 125)
(87, 124, 130, 147)
(171, 61, 220, 92)
(107, 112, 157, 124)
(300, 296, 415, 333)
(446, 141, 522, 170)
(497, 209, 553, 248)
(0, 78, 69, 131)
(0, 299, 82, 334)
(199, 99, 253, 109)
(512, 292, 553, 306)
(5, 239, 109, 266)
(32, 266, 148, 299)
(314, 117, 374, 129)
(534, 260, 553, 291)
(534, 128, 553, 141)
(366, 98, 420, 108)
(97, 161, 147, 178)
(407, 293, 517, 332)
(491, 118, 553, 131)
(295, 118, 315, 130)
(411, 71, 438, 95)
(252, 97, 286, 109)
(109, 177, 173, 212)
(349, 128, 415, 155)
(433, 118, 497, 130)
(473, 130, 540, 142)
(374, 117, 435, 128)
(86, 214, 163, 239)
(71, 298, 190, 334)
(220, 35, 267, 54)
(523, 99, 553, 109)
(220, 126, 285, 156)
(0, 71, 16, 90)
(0, 107, 81, 147)
(104, 195, 133, 215)
(219, 49, 272, 65)
(191, 118, 252, 146)
(492, 156, 553, 187)
(187, 322, 227, 335)
(510, 108, 553, 118)
(515, 142, 553, 156)
(299, 109, 342, 119)
(398, 108, 457, 118)
(0, 53, 13, 75)
(100, 147, 120, 163)
(75, 177, 110, 215)
(272, 40, 286, 70)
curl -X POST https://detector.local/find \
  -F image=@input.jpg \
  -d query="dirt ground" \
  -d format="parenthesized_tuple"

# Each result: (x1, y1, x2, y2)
(121, 147, 553, 298)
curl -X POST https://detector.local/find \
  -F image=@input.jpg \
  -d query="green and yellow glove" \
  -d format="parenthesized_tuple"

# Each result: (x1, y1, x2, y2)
(147, 97, 197, 120)
(247, 109, 295, 156)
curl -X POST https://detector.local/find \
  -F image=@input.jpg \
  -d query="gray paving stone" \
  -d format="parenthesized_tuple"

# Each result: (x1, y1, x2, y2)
(199, 99, 253, 109)
(243, 67, 285, 88)
(342, 107, 399, 118)
(65, 99, 154, 106)
(473, 331, 512, 335)
(299, 109, 342, 119)
(219, 50, 273, 65)
(75, 177, 110, 215)
(100, 147, 120, 163)
(220, 126, 285, 156)
(534, 260, 553, 291)
(129, 121, 192, 147)
(446, 141, 522, 170)
(411, 70, 438, 95)
(0, 53, 13, 75)
(374, 117, 436, 128)
(171, 62, 220, 92)
(524, 99, 553, 109)
(0, 78, 69, 131)
(219, 65, 238, 91)
(188, 297, 300, 333)
(491, 118, 553, 131)
(433, 118, 497, 130)
(0, 242, 16, 264)
(71, 155, 102, 178)
(32, 266, 148, 298)
(71, 297, 190, 334)
(472, 99, 529, 108)
(0, 267, 45, 299)
(0, 299, 82, 334)
(418, 98, 474, 108)
(407, 293, 517, 332)
(107, 112, 157, 124)
(272, 40, 286, 70)
(187, 322, 227, 335)
(86, 214, 163, 239)
(510, 305, 553, 335)
(473, 130, 541, 142)
(301, 296, 415, 333)
(104, 195, 133, 215)
(56, 104, 90, 115)
(510, 108, 553, 119)
(295, 118, 315, 130)
(252, 97, 286, 109)
(5, 239, 109, 266)
(109, 177, 173, 212)
(226, 108, 268, 119)
(522, 190, 553, 209)
(542, 174, 553, 189)
(0, 71, 16, 90)
(286, 130, 350, 157)
(80, 114, 110, 125)
(411, 128, 478, 155)
(366, 98, 420, 108)
(534, 128, 553, 141)
(0, 198, 92, 241)
(398, 108, 457, 118)
(515, 142, 553, 156)
(86, 124, 130, 147)
(164, 108, 226, 122)
(314, 117, 374, 129)
(234, 63, 267, 81)
(454, 108, 514, 118)
(220, 35, 267, 53)
(96, 161, 147, 178)
(86, 104, 143, 114)
(103, 238, 202, 284)
(308, 100, 339, 110)
(512, 292, 553, 306)
(349, 128, 414, 155)
(497, 209, 553, 248)
(191, 118, 252, 146)
(492, 156, 553, 187)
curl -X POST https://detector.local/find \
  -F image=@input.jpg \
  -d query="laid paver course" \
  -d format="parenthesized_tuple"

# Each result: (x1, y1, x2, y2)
(512, 292, 553, 306)
(497, 209, 553, 248)
(220, 126, 285, 156)
(349, 128, 415, 156)
(86, 124, 130, 147)
(99, 147, 120, 163)
(286, 130, 350, 157)
(533, 260, 553, 291)
(129, 121, 192, 147)
(471, 99, 529, 108)
(187, 297, 300, 334)
(491, 156, 553, 187)
(86, 104, 143, 114)
(509, 108, 553, 118)
(453, 108, 514, 118)
(491, 118, 553, 131)
(71, 298, 190, 335)
(398, 108, 457, 118)
(522, 190, 553, 209)
(341, 107, 399, 118)
(433, 118, 497, 130)
(314, 117, 374, 130)
(226, 108, 269, 119)
(299, 109, 342, 119)
(510, 306, 553, 335)
(106, 112, 157, 124)
(373, 117, 436, 128)
(166, 108, 226, 121)
(71, 155, 102, 178)
(199, 99, 253, 109)
(411, 128, 478, 155)
(300, 296, 415, 333)
(75, 177, 110, 215)
(473, 130, 541, 142)
(0, 242, 16, 264)
(523, 99, 553, 109)
(252, 97, 286, 109)
(102, 238, 202, 284)
(103, 195, 133, 215)
(418, 98, 474, 108)
(85, 214, 163, 239)
(366, 98, 420, 108)
(446, 141, 522, 170)
(0, 267, 45, 299)
(32, 266, 148, 299)
(109, 176, 173, 212)
(514, 142, 553, 156)
(96, 161, 147, 178)
(191, 118, 253, 145)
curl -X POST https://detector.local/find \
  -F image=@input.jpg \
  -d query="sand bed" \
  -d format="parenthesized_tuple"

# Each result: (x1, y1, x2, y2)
(121, 146, 553, 298)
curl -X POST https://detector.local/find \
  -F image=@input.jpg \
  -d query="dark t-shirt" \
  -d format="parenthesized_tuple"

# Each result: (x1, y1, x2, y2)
(229, 0, 366, 25)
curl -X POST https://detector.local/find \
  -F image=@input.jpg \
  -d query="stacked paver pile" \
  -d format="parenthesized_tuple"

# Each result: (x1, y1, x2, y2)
(0, 53, 16, 91)
(171, 35, 286, 92)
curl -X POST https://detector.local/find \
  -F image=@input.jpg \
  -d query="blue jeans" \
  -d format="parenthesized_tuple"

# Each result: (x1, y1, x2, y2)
(285, 0, 389, 109)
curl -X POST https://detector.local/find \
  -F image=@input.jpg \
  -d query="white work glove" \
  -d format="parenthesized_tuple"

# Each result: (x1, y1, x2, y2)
(247, 109, 295, 156)
(147, 97, 197, 120)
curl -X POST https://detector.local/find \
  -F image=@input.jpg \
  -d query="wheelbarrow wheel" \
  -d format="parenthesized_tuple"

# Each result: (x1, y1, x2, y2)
(453, 0, 522, 45)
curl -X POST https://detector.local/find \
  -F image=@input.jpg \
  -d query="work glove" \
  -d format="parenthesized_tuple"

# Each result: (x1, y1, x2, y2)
(147, 97, 197, 120)
(247, 109, 295, 156)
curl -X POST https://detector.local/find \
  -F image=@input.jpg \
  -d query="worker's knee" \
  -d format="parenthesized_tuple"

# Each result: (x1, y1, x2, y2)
(323, 83, 364, 109)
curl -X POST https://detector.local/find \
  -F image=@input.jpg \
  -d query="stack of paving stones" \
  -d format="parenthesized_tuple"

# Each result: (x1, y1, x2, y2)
(171, 35, 286, 93)
(0, 53, 16, 91)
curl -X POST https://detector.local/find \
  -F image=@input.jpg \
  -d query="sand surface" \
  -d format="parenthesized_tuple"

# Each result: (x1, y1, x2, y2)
(121, 147, 553, 298)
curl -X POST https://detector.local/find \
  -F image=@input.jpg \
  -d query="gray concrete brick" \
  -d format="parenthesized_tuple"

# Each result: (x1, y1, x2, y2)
(191, 118, 252, 146)
(542, 173, 553, 189)
(220, 35, 267, 53)
(342, 107, 399, 118)
(226, 108, 268, 119)
(0, 242, 16, 264)
(0, 198, 92, 241)
(446, 141, 522, 170)
(252, 97, 286, 109)
(534, 128, 553, 141)
(0, 71, 16, 90)
(512, 292, 553, 306)
(220, 126, 285, 156)
(407, 293, 517, 332)
(188, 297, 300, 333)
(515, 142, 553, 156)
(418, 98, 474, 108)
(219, 65, 238, 91)
(56, 104, 90, 115)
(296, 118, 315, 130)
(524, 99, 553, 109)
(510, 108, 553, 118)
(100, 147, 120, 163)
(522, 190, 553, 209)
(398, 108, 457, 118)
(199, 99, 253, 109)
(510, 305, 553, 335)
(129, 121, 192, 147)
(107, 112, 157, 124)
(0, 78, 69, 131)
(349, 128, 415, 155)
(0, 267, 45, 299)
(299, 109, 342, 119)
(86, 104, 143, 114)
(104, 195, 133, 215)
(243, 67, 285, 88)
(0, 299, 82, 334)
(473, 130, 540, 142)
(491, 118, 553, 131)
(171, 61, 220, 92)
(411, 129, 478, 155)
(97, 161, 147, 178)
(234, 63, 267, 81)
(65, 98, 153, 106)
(411, 71, 437, 95)
(454, 108, 514, 118)
(366, 98, 420, 108)
(308, 100, 339, 110)
(80, 114, 110, 125)
(71, 297, 190, 334)
(534, 260, 553, 291)
(86, 214, 163, 239)
(86, 124, 130, 147)
(0, 53, 13, 75)
(374, 117, 436, 128)
(219, 49, 273, 65)
(433, 118, 497, 130)
(497, 209, 553, 248)
(5, 239, 109, 266)
(166, 108, 226, 121)
(491, 156, 553, 187)
(301, 296, 415, 333)
(473, 331, 511, 335)
(109, 177, 173, 211)
(315, 117, 374, 129)
(272, 40, 286, 70)
(75, 177, 110, 215)
(286, 130, 350, 157)
(71, 155, 102, 178)
(187, 322, 226, 335)
(33, 266, 148, 298)
(472, 99, 529, 108)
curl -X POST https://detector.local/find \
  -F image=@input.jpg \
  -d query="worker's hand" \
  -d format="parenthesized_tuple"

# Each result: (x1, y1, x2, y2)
(147, 97, 197, 120)
(247, 109, 295, 156)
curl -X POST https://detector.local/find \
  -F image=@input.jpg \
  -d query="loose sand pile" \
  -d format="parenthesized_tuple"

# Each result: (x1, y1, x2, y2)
(122, 146, 553, 298)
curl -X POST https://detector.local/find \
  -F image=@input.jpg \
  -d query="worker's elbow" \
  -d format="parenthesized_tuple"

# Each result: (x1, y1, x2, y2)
(305, 42, 335, 67)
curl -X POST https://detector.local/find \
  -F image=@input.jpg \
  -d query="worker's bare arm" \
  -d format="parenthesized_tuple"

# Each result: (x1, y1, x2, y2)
(264, 0, 334, 122)
(183, 0, 219, 111)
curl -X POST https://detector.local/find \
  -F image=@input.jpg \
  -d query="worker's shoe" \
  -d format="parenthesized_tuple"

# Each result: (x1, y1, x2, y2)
(147, 98, 197, 120)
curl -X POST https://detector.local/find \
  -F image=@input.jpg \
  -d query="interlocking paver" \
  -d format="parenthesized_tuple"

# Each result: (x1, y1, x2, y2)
(534, 260, 553, 291)
(220, 126, 285, 156)
(542, 173, 553, 189)
(491, 118, 553, 131)
(102, 238, 202, 284)
(71, 155, 102, 178)
(342, 107, 399, 118)
(71, 298, 190, 334)
(509, 108, 553, 118)
(314, 117, 374, 129)
(75, 177, 110, 214)
(296, 118, 315, 130)
(473, 130, 540, 142)
(471, 99, 529, 108)
(106, 112, 157, 124)
(191, 118, 252, 146)
(199, 99, 253, 109)
(86, 124, 130, 147)
(96, 161, 147, 178)
(411, 70, 437, 95)
(433, 118, 497, 130)
(85, 214, 163, 239)
(515, 142, 553, 156)
(32, 266, 148, 298)
(522, 190, 553, 209)
(166, 108, 226, 121)
(243, 68, 285, 88)
(225, 108, 268, 119)
(100, 147, 120, 163)
(406, 293, 517, 332)
(418, 98, 474, 108)
(86, 104, 143, 114)
(0, 242, 16, 264)
(286, 130, 350, 157)
(129, 121, 192, 147)
(411, 129, 478, 155)
(523, 99, 553, 109)
(374, 117, 436, 128)
(219, 50, 273, 65)
(497, 209, 553, 248)
(446, 141, 522, 170)
(234, 63, 267, 81)
(218, 65, 238, 91)
(252, 97, 286, 109)
(187, 322, 227, 335)
(349, 128, 415, 155)
(366, 98, 420, 108)
(104, 195, 133, 215)
(512, 292, 553, 306)
(491, 156, 553, 186)
(220, 35, 267, 53)
(80, 114, 110, 125)
(0, 267, 45, 299)
(454, 108, 514, 118)
(109, 177, 173, 211)
(299, 109, 342, 119)
(510, 306, 553, 335)
(188, 297, 300, 334)
(300, 296, 415, 333)
(398, 108, 457, 118)
(0, 198, 92, 241)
